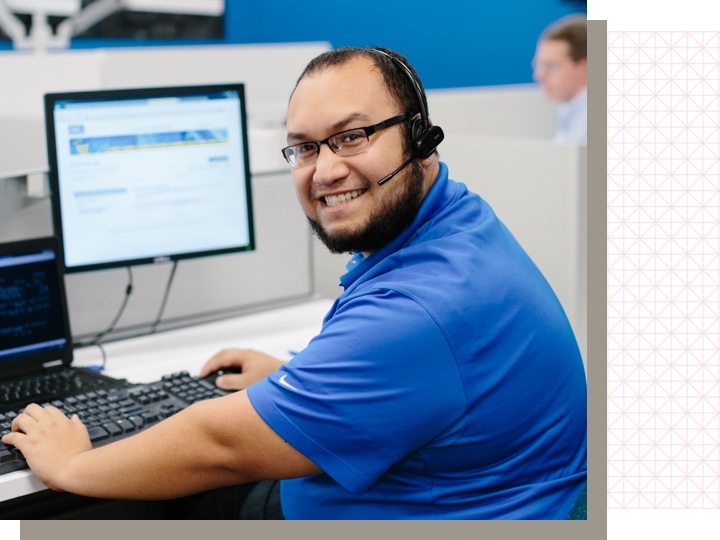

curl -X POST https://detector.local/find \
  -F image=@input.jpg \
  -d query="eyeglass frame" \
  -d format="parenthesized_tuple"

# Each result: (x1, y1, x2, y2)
(280, 111, 413, 169)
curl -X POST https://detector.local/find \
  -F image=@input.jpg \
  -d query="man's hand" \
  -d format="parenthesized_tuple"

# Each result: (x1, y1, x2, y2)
(2, 404, 91, 491)
(199, 348, 284, 390)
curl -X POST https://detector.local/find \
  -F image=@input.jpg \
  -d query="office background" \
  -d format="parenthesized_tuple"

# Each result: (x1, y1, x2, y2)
(0, 0, 589, 516)
(0, 0, 587, 89)
(0, 0, 588, 355)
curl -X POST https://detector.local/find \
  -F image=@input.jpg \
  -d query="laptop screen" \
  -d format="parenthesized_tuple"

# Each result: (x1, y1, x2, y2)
(0, 238, 73, 377)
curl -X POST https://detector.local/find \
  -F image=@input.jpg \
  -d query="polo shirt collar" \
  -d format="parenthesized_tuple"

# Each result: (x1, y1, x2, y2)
(340, 162, 451, 288)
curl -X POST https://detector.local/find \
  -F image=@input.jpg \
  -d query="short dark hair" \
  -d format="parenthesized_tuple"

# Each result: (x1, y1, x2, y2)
(293, 46, 429, 155)
(542, 15, 587, 63)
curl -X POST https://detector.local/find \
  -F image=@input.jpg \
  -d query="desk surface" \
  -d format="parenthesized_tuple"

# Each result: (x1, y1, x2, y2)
(0, 298, 333, 504)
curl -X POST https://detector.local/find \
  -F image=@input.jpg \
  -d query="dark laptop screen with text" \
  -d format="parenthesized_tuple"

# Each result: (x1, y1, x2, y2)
(0, 248, 68, 362)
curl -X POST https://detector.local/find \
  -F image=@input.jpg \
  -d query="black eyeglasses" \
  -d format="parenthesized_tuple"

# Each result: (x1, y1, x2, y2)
(281, 112, 412, 169)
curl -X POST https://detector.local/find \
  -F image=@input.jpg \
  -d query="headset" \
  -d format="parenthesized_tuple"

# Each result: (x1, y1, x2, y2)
(370, 48, 444, 159)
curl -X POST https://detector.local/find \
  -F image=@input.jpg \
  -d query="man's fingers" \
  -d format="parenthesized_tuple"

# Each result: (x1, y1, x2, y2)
(45, 405, 71, 419)
(11, 405, 76, 436)
(16, 403, 44, 420)
(1, 430, 22, 447)
(11, 411, 37, 433)
(200, 348, 246, 377)
(215, 373, 247, 390)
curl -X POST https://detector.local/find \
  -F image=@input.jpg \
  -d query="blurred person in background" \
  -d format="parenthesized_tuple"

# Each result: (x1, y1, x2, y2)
(533, 15, 587, 144)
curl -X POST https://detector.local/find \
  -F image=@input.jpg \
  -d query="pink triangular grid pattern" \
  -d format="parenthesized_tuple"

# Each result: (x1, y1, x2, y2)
(607, 31, 720, 509)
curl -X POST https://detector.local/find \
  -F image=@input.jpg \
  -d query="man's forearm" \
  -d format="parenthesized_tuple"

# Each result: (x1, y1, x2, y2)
(54, 399, 256, 500)
(6, 388, 320, 499)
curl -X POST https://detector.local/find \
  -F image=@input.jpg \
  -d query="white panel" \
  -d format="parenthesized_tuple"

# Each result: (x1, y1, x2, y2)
(5, 0, 80, 15)
(99, 42, 331, 124)
(0, 49, 105, 119)
(0, 117, 46, 175)
(122, 0, 224, 15)
(427, 85, 558, 139)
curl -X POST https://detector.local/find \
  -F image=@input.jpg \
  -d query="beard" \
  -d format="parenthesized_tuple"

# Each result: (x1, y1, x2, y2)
(307, 160, 425, 254)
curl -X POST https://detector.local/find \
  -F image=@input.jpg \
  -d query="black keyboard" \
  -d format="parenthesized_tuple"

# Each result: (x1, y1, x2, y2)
(0, 368, 124, 413)
(0, 371, 228, 476)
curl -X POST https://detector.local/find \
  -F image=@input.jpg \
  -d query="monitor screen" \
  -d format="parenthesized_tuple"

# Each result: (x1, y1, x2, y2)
(45, 83, 255, 273)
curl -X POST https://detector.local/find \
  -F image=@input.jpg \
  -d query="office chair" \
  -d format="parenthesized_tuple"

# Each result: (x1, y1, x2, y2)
(565, 483, 587, 520)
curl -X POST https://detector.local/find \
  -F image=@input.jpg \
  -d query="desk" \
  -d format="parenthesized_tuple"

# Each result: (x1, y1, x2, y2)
(0, 298, 333, 514)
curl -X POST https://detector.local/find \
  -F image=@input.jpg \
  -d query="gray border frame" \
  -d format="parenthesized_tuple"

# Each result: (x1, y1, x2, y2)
(20, 18, 607, 540)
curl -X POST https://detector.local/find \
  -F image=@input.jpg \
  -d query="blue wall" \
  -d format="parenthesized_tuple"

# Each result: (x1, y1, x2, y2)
(0, 0, 586, 90)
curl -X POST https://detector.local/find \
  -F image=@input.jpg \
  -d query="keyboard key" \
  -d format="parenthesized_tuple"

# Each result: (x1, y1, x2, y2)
(116, 419, 135, 433)
(141, 411, 159, 423)
(102, 423, 122, 438)
(87, 426, 110, 443)
(0, 449, 13, 463)
(0, 459, 27, 475)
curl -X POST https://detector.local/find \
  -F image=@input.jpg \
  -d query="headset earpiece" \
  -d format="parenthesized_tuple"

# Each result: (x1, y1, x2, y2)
(370, 47, 444, 159)
(410, 116, 425, 145)
(414, 123, 445, 158)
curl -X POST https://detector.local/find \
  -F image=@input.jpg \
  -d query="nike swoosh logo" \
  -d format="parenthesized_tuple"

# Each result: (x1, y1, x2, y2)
(279, 374, 297, 391)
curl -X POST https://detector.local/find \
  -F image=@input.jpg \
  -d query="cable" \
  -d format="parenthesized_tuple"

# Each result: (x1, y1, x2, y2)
(81, 343, 108, 373)
(78, 266, 133, 348)
(149, 260, 178, 334)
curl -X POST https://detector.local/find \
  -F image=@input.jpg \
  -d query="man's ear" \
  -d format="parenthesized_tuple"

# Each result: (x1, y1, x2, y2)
(418, 152, 439, 169)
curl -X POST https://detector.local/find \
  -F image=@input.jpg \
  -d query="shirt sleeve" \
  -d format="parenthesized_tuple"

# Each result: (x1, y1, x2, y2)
(246, 288, 466, 494)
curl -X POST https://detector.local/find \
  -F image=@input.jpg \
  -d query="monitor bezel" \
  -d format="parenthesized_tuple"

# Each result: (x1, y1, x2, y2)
(44, 83, 256, 274)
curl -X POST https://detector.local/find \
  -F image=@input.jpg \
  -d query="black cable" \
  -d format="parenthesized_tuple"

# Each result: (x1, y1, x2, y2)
(149, 260, 178, 334)
(78, 266, 133, 347)
(96, 342, 107, 370)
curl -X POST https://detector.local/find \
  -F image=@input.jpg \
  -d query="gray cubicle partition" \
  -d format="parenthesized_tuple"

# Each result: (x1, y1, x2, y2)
(0, 42, 332, 342)
(0, 42, 331, 178)
(426, 85, 558, 139)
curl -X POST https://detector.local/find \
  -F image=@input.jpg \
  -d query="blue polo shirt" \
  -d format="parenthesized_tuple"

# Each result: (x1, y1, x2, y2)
(247, 163, 587, 519)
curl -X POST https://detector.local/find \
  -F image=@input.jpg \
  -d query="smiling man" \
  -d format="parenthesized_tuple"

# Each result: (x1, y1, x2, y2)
(3, 46, 587, 520)
(284, 56, 431, 256)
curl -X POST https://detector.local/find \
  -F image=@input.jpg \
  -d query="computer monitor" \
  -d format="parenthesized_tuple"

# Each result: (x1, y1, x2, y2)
(44, 83, 255, 273)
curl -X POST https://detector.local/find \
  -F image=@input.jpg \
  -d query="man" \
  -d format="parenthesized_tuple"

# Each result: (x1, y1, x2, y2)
(3, 46, 587, 519)
(533, 15, 588, 144)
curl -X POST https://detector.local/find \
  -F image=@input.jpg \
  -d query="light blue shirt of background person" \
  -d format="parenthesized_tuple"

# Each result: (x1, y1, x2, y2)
(555, 86, 587, 144)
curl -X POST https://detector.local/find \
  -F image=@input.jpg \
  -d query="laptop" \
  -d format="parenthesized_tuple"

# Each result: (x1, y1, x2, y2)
(0, 236, 126, 414)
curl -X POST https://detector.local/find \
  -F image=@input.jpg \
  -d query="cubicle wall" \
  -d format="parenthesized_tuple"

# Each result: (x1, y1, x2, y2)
(0, 42, 330, 176)
(0, 43, 330, 341)
(427, 85, 559, 139)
